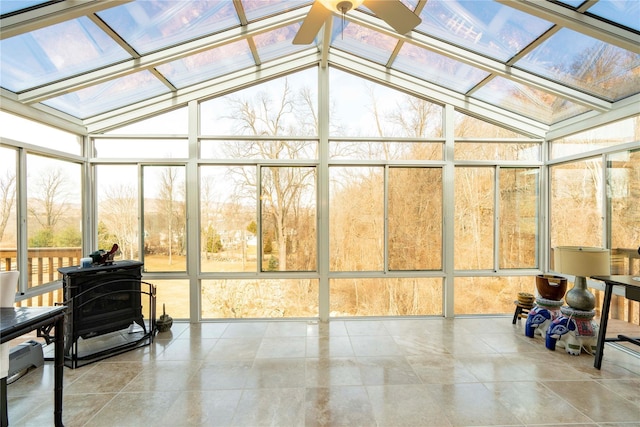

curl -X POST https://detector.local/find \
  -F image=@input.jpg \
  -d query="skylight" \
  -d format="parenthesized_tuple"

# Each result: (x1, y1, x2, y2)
(0, 0, 637, 129)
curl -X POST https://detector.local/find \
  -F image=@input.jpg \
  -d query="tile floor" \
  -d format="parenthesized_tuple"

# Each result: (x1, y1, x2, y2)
(5, 317, 640, 426)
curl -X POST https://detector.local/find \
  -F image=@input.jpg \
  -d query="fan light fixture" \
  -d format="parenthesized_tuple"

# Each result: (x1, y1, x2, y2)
(293, 0, 421, 45)
(318, 0, 365, 14)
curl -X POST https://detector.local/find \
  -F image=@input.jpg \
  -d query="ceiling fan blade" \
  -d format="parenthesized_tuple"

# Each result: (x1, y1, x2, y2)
(293, 1, 332, 45)
(363, 0, 422, 35)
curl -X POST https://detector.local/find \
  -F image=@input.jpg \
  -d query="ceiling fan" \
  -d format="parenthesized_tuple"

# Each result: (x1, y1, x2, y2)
(292, 0, 422, 45)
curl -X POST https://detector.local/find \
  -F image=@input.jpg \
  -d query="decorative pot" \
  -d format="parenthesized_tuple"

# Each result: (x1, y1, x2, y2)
(156, 303, 173, 333)
(535, 275, 567, 301)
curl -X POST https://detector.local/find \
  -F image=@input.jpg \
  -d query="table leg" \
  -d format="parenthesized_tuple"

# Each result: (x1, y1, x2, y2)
(1, 376, 7, 427)
(54, 315, 64, 427)
(594, 283, 613, 369)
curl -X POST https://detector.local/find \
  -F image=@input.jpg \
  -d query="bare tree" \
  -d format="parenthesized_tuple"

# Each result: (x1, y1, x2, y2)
(158, 167, 185, 264)
(100, 184, 138, 259)
(28, 168, 72, 245)
(0, 170, 16, 241)
(223, 78, 317, 271)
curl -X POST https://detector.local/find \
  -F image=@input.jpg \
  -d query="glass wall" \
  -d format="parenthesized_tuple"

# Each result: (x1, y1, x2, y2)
(0, 146, 17, 279)
(0, 114, 84, 305)
(1, 68, 636, 323)
(608, 149, 640, 277)
(550, 158, 604, 248)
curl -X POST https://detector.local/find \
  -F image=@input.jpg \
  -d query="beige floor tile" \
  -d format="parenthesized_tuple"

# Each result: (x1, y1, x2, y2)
(232, 387, 305, 426)
(406, 354, 479, 384)
(188, 359, 253, 390)
(221, 322, 268, 338)
(542, 379, 640, 423)
(256, 336, 307, 358)
(357, 356, 422, 385)
(156, 337, 217, 361)
(264, 321, 309, 337)
(305, 357, 363, 387)
(86, 390, 181, 426)
(205, 337, 261, 360)
(391, 333, 450, 355)
(484, 380, 594, 425)
(366, 384, 452, 426)
(344, 319, 390, 336)
(162, 390, 242, 426)
(426, 382, 527, 426)
(304, 386, 376, 427)
(4, 317, 639, 427)
(121, 360, 202, 392)
(350, 335, 404, 357)
(64, 361, 143, 394)
(245, 358, 307, 389)
(305, 335, 355, 357)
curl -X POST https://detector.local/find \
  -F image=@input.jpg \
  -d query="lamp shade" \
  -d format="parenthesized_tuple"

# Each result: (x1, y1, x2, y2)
(553, 246, 610, 277)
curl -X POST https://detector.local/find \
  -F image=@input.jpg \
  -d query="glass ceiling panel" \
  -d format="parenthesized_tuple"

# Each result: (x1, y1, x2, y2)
(42, 70, 169, 119)
(156, 40, 254, 89)
(415, 0, 552, 62)
(253, 24, 309, 63)
(241, 0, 311, 21)
(554, 0, 586, 7)
(587, 0, 640, 32)
(96, 1, 239, 55)
(331, 19, 398, 66)
(472, 76, 591, 124)
(515, 28, 640, 102)
(0, 1, 50, 16)
(393, 43, 490, 93)
(357, 0, 420, 15)
(0, 17, 130, 92)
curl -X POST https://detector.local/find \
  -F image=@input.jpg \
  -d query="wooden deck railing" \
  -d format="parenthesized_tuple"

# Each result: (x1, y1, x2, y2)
(0, 247, 82, 307)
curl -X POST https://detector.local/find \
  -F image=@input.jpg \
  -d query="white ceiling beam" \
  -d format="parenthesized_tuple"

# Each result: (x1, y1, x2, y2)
(17, 6, 310, 104)
(546, 93, 640, 140)
(0, 89, 87, 134)
(496, 0, 640, 54)
(0, 0, 133, 40)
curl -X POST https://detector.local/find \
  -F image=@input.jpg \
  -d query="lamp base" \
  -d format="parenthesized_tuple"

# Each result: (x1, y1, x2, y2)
(565, 276, 595, 311)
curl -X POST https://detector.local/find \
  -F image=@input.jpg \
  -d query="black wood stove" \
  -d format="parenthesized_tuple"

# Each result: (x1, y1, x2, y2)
(58, 260, 155, 368)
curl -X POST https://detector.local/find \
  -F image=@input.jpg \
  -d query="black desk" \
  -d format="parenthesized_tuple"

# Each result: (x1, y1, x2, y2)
(1, 307, 66, 426)
(591, 275, 640, 370)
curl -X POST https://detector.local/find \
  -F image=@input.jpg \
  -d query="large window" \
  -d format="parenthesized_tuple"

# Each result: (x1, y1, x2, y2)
(143, 165, 187, 271)
(499, 168, 539, 269)
(0, 146, 17, 277)
(330, 278, 442, 316)
(608, 149, 640, 277)
(550, 158, 603, 248)
(454, 167, 494, 270)
(201, 279, 318, 318)
(26, 155, 82, 298)
(330, 166, 384, 272)
(96, 165, 139, 261)
(389, 167, 442, 270)
(261, 166, 317, 272)
(200, 166, 257, 273)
